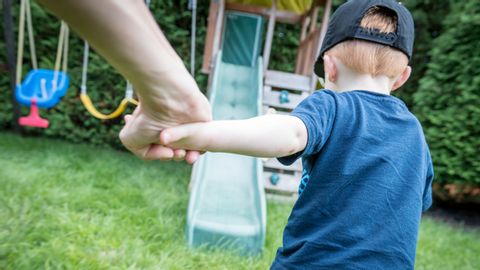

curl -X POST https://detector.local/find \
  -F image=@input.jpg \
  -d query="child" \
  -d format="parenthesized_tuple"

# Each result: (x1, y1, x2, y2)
(160, 0, 433, 268)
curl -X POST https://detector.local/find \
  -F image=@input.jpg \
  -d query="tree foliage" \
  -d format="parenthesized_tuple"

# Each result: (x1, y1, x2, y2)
(413, 0, 480, 185)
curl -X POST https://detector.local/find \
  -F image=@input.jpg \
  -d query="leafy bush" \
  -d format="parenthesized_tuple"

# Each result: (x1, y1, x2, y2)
(396, 0, 452, 106)
(413, 0, 480, 187)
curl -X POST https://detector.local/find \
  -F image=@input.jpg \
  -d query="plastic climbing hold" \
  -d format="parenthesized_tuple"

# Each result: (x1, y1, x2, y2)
(279, 90, 290, 104)
(270, 173, 280, 185)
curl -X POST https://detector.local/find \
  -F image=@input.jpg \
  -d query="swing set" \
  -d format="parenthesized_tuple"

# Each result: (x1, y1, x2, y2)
(11, 0, 201, 127)
(15, 0, 69, 128)
(13, 0, 164, 127)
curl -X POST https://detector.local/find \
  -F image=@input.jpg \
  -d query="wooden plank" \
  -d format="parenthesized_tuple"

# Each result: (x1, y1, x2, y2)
(303, 36, 314, 75)
(309, 0, 332, 91)
(298, 28, 318, 52)
(212, 0, 225, 70)
(263, 85, 272, 95)
(318, 0, 332, 52)
(294, 47, 305, 74)
(299, 16, 309, 41)
(297, 28, 321, 75)
(307, 29, 322, 75)
(309, 6, 319, 34)
(225, 2, 302, 24)
(264, 171, 300, 194)
(201, 1, 219, 74)
(296, 13, 309, 74)
(263, 158, 302, 172)
(265, 70, 311, 92)
(263, 90, 307, 110)
(262, 0, 276, 73)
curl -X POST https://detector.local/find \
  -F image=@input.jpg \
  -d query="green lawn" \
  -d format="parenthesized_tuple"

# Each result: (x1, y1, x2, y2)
(0, 132, 479, 269)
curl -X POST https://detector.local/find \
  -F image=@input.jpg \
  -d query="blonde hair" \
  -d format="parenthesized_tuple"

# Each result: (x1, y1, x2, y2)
(325, 6, 408, 78)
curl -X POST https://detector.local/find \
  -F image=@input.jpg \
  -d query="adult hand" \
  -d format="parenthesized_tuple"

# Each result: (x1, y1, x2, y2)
(119, 66, 212, 164)
(119, 105, 207, 164)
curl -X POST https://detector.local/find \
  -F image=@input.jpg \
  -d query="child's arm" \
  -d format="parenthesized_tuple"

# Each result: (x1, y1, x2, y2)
(160, 115, 307, 158)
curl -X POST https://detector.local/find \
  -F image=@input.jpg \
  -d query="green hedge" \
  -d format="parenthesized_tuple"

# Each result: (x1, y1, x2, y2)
(413, 0, 480, 186)
(397, 0, 452, 106)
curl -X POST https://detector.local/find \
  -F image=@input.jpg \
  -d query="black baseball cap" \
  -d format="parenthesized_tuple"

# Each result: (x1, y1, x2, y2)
(314, 0, 414, 77)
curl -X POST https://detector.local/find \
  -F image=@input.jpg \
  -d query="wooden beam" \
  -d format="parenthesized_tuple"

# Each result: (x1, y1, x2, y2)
(264, 158, 302, 172)
(201, 1, 219, 74)
(310, 0, 332, 90)
(262, 0, 276, 73)
(309, 6, 319, 33)
(318, 0, 332, 54)
(265, 70, 312, 92)
(299, 15, 309, 41)
(225, 2, 302, 24)
(201, 0, 225, 74)
(212, 0, 225, 69)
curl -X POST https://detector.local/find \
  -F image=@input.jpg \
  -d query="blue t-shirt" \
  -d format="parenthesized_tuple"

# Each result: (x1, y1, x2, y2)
(271, 90, 433, 270)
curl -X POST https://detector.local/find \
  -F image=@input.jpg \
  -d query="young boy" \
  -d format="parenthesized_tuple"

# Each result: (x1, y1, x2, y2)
(160, 0, 433, 268)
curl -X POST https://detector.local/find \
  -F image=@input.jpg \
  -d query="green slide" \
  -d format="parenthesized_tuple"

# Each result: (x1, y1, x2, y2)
(186, 12, 267, 255)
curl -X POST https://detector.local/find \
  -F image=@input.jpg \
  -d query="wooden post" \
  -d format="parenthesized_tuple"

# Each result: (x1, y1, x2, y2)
(202, 0, 219, 74)
(309, 6, 319, 33)
(318, 0, 332, 50)
(3, 0, 22, 133)
(211, 0, 224, 69)
(299, 15, 309, 41)
(310, 0, 332, 90)
(262, 0, 276, 73)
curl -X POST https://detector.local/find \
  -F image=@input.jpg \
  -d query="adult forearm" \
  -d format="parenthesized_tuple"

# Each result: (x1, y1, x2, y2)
(36, 0, 181, 82)
(35, 0, 199, 114)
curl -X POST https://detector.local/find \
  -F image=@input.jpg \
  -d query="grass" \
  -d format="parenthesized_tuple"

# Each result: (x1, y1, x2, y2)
(0, 132, 479, 269)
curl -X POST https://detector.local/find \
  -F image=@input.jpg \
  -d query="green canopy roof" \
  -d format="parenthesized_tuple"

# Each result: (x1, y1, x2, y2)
(227, 0, 313, 14)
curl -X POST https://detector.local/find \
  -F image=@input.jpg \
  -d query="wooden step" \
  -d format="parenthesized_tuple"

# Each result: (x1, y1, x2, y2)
(265, 70, 312, 92)
(263, 90, 307, 110)
(263, 171, 300, 194)
(263, 158, 302, 172)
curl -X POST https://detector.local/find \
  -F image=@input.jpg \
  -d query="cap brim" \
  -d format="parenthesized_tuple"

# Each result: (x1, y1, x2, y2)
(314, 57, 324, 78)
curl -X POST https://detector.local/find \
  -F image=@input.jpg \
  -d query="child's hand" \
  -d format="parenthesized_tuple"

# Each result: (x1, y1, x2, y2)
(160, 123, 208, 152)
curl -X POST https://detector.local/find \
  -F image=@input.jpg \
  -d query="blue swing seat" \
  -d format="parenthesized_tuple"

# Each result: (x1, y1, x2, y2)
(15, 69, 69, 109)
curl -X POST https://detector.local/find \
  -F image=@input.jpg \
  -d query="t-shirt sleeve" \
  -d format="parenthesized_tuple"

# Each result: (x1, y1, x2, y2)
(422, 150, 434, 212)
(277, 91, 336, 165)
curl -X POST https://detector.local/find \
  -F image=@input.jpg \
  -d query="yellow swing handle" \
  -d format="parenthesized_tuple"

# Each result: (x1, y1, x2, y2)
(80, 93, 138, 120)
(80, 41, 138, 120)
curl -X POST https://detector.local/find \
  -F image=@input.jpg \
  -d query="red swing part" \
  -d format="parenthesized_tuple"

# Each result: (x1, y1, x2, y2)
(19, 98, 49, 128)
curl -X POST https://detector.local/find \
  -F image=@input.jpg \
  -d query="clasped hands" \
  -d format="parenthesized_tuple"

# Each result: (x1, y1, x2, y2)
(119, 67, 211, 164)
